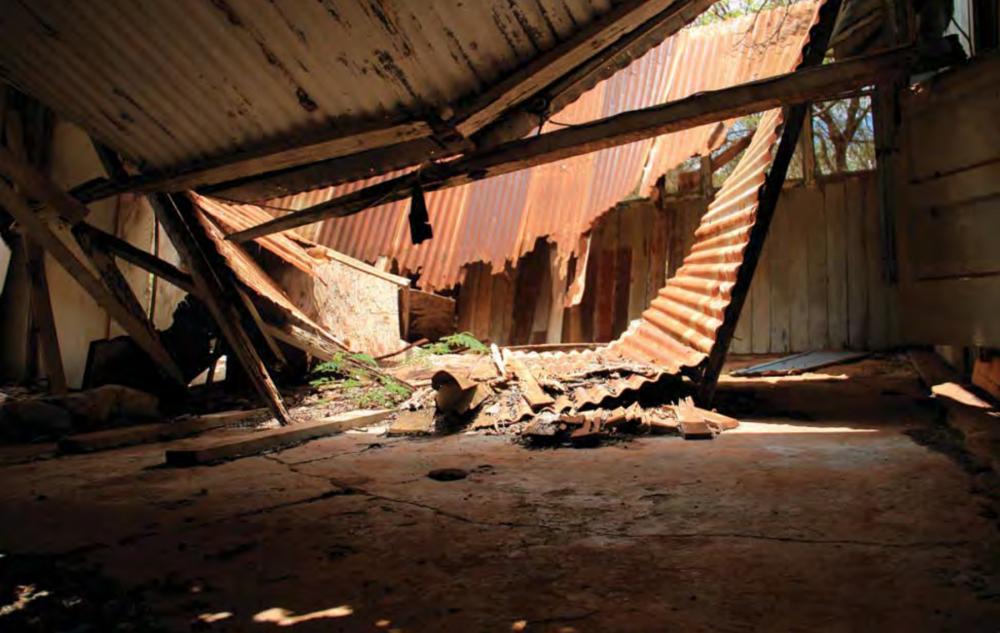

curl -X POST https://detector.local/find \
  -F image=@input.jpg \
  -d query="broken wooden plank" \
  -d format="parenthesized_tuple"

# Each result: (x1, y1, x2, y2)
(387, 408, 436, 436)
(237, 288, 287, 367)
(148, 193, 290, 424)
(58, 408, 266, 453)
(164, 409, 390, 466)
(228, 40, 955, 243)
(504, 355, 555, 411)
(0, 181, 186, 385)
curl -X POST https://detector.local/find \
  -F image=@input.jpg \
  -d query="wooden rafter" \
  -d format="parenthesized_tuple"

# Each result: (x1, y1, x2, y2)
(73, 120, 433, 204)
(228, 40, 956, 244)
(446, 0, 693, 139)
(204, 0, 712, 203)
(0, 180, 186, 384)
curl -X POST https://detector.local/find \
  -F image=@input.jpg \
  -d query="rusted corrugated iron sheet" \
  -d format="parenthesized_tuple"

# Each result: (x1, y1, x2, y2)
(193, 194, 317, 276)
(0, 0, 618, 171)
(262, 4, 818, 292)
(192, 205, 312, 325)
(513, 2, 824, 391)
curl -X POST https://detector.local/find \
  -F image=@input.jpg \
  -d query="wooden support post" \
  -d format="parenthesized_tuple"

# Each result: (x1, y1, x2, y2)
(546, 248, 566, 344)
(699, 155, 713, 198)
(873, 82, 900, 282)
(147, 193, 291, 425)
(800, 109, 816, 186)
(0, 180, 186, 385)
(696, 0, 845, 406)
(23, 238, 66, 394)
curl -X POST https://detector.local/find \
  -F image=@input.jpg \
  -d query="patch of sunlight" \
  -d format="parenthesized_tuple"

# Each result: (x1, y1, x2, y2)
(719, 372, 849, 384)
(254, 605, 353, 626)
(931, 382, 994, 409)
(729, 421, 877, 434)
(0, 584, 49, 616)
(198, 612, 232, 623)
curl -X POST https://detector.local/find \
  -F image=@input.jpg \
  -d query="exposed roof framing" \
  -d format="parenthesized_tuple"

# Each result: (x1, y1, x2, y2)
(229, 40, 953, 243)
(0, 0, 713, 204)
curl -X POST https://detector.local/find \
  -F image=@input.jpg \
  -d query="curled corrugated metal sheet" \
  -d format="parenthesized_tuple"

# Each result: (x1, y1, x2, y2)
(513, 2, 823, 387)
(0, 0, 615, 171)
(261, 4, 819, 291)
(193, 193, 318, 276)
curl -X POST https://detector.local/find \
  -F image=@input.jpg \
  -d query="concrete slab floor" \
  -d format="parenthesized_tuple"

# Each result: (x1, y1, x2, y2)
(0, 357, 998, 632)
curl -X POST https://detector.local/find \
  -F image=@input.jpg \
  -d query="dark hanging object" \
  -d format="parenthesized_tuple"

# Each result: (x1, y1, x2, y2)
(408, 182, 433, 245)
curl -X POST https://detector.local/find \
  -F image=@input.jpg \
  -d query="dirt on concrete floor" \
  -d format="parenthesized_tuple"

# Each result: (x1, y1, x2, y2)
(0, 356, 998, 632)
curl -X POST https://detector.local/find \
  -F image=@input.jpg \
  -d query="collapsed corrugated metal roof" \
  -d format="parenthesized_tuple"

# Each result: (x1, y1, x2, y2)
(0, 0, 640, 173)
(251, 4, 818, 291)
(514, 4, 823, 386)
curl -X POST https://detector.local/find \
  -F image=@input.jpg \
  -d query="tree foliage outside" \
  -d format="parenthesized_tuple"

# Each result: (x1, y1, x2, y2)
(811, 95, 875, 174)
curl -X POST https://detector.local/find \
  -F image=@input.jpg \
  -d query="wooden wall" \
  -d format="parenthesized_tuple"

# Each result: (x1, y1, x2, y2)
(731, 173, 897, 352)
(896, 54, 1000, 347)
(454, 172, 899, 353)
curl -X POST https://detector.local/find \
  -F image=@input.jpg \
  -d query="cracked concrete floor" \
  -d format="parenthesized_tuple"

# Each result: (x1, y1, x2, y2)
(0, 357, 998, 632)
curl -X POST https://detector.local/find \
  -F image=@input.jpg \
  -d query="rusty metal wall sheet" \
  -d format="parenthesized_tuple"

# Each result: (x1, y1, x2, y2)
(513, 2, 824, 391)
(262, 5, 818, 292)
(0, 0, 615, 171)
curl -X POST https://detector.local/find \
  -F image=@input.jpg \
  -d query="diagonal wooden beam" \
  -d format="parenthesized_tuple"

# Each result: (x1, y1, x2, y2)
(72, 119, 434, 203)
(148, 193, 291, 425)
(0, 145, 88, 224)
(447, 0, 690, 138)
(203, 0, 711, 203)
(696, 0, 843, 405)
(23, 237, 67, 394)
(0, 180, 186, 384)
(75, 222, 197, 295)
(229, 40, 957, 244)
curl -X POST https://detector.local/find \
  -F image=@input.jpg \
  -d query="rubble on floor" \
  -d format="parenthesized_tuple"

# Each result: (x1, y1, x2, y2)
(379, 342, 739, 447)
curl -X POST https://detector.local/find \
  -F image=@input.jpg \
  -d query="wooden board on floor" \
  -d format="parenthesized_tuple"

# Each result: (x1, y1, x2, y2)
(164, 409, 390, 466)
(58, 409, 267, 453)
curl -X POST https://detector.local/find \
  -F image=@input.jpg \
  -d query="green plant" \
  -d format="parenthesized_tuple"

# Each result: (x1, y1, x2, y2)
(413, 331, 489, 359)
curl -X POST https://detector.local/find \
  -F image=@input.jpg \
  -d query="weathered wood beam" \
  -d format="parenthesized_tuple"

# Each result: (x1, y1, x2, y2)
(0, 181, 186, 384)
(472, 0, 716, 149)
(0, 145, 88, 224)
(229, 40, 951, 244)
(447, 0, 693, 138)
(696, 0, 843, 405)
(148, 193, 291, 425)
(75, 223, 197, 295)
(23, 238, 67, 394)
(72, 120, 434, 204)
(710, 134, 754, 173)
(204, 0, 710, 203)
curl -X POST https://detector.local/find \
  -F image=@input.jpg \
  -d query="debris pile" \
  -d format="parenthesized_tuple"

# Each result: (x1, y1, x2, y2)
(387, 343, 739, 447)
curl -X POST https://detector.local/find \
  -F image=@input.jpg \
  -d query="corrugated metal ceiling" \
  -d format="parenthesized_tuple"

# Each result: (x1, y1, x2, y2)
(0, 0, 619, 171)
(255, 4, 819, 291)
